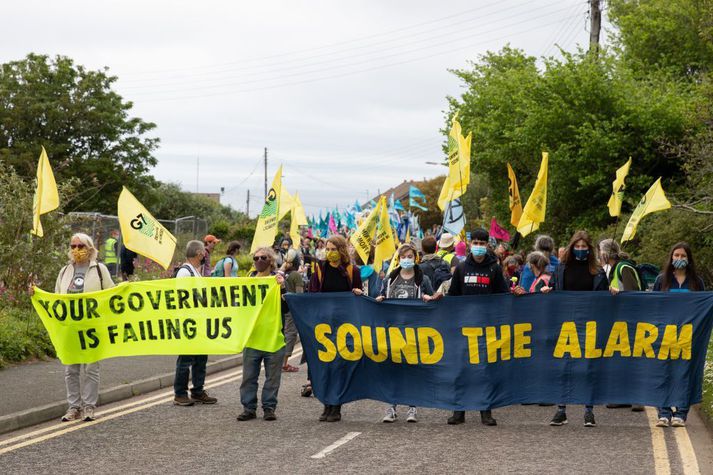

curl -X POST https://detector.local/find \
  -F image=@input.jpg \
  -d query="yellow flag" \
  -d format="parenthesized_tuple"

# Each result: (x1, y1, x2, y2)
(506, 163, 523, 228)
(289, 192, 308, 250)
(438, 114, 472, 210)
(386, 248, 399, 275)
(405, 227, 411, 243)
(607, 157, 632, 217)
(251, 165, 283, 253)
(349, 199, 382, 264)
(517, 152, 549, 237)
(621, 177, 671, 242)
(31, 146, 60, 237)
(279, 187, 294, 221)
(118, 187, 177, 269)
(373, 197, 397, 271)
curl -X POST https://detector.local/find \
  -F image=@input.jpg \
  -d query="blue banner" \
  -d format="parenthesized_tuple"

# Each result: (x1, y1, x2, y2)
(286, 292, 713, 410)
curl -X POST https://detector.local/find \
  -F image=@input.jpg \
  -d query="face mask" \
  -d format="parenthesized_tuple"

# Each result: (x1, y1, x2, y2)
(254, 259, 270, 272)
(471, 245, 487, 257)
(326, 250, 341, 263)
(400, 258, 415, 269)
(71, 248, 89, 262)
(672, 258, 688, 269)
(573, 249, 589, 261)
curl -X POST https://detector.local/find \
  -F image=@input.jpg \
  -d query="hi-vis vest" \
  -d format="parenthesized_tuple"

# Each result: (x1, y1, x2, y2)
(436, 249, 455, 265)
(610, 260, 642, 291)
(104, 237, 118, 264)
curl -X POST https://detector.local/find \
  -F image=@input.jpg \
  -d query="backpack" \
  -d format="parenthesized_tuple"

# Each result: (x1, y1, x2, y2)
(420, 257, 453, 290)
(210, 257, 236, 277)
(172, 264, 195, 278)
(635, 263, 660, 291)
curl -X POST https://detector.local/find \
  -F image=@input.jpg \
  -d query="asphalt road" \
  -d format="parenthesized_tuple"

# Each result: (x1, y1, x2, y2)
(2, 351, 712, 474)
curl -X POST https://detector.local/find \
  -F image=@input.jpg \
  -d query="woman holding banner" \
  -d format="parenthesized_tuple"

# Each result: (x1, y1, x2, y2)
(542, 230, 607, 427)
(55, 233, 115, 422)
(653, 242, 705, 428)
(376, 242, 438, 423)
(512, 252, 551, 294)
(308, 235, 362, 422)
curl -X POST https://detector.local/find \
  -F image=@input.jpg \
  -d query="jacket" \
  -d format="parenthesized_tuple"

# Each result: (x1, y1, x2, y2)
(552, 263, 608, 291)
(447, 253, 509, 296)
(55, 260, 116, 294)
(520, 254, 559, 290)
(379, 265, 434, 299)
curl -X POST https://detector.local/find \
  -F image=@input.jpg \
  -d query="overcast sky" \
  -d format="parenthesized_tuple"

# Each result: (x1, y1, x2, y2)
(4, 0, 604, 218)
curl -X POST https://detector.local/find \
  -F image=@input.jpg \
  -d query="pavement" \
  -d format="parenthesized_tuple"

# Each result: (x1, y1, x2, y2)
(1, 350, 712, 474)
(0, 354, 241, 434)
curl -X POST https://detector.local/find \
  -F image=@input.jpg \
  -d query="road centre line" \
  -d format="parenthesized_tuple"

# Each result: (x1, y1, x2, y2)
(310, 431, 362, 459)
(0, 350, 302, 455)
(645, 406, 671, 475)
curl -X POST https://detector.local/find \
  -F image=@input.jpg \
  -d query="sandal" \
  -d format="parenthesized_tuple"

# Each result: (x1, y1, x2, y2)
(282, 364, 300, 373)
(301, 384, 313, 397)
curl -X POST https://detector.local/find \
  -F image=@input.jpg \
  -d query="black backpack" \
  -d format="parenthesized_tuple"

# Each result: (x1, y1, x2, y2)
(172, 264, 196, 278)
(421, 258, 452, 290)
(635, 263, 660, 291)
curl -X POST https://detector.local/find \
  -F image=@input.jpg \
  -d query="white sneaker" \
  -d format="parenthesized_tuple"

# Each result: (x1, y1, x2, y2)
(382, 406, 397, 423)
(656, 417, 670, 427)
(82, 406, 96, 422)
(61, 407, 81, 422)
(671, 417, 686, 427)
(406, 407, 418, 423)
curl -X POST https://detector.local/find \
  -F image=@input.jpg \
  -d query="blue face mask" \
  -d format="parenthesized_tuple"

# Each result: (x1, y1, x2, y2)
(573, 249, 589, 261)
(400, 258, 415, 270)
(471, 245, 487, 257)
(672, 258, 688, 269)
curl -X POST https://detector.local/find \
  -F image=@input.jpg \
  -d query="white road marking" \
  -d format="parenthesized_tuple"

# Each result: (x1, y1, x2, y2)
(645, 406, 671, 475)
(310, 432, 361, 459)
(0, 350, 302, 455)
(673, 422, 701, 475)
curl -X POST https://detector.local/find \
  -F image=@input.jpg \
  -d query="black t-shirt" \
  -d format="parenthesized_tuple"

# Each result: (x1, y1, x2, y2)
(563, 259, 594, 291)
(322, 264, 351, 292)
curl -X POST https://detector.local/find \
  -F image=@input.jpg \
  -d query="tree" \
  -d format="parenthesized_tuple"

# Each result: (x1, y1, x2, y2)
(0, 54, 159, 213)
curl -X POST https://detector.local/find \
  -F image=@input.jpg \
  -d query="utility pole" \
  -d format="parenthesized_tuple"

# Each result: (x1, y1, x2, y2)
(264, 147, 268, 198)
(196, 154, 200, 193)
(589, 0, 602, 56)
(246, 190, 250, 217)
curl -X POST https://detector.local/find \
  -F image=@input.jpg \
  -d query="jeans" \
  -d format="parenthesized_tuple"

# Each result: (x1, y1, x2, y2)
(173, 355, 208, 397)
(283, 312, 299, 357)
(240, 347, 285, 411)
(558, 404, 593, 412)
(65, 363, 100, 409)
(658, 406, 689, 421)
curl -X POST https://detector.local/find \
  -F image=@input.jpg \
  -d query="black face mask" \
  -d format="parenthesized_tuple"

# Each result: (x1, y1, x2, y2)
(255, 260, 270, 272)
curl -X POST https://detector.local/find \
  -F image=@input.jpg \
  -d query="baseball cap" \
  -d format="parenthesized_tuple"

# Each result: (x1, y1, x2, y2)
(203, 234, 221, 244)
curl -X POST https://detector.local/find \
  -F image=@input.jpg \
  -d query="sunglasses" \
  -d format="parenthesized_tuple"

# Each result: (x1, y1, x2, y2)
(253, 255, 269, 261)
(70, 244, 86, 249)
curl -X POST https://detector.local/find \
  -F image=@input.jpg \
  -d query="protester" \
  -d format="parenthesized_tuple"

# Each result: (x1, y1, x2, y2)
(55, 233, 115, 422)
(300, 237, 314, 281)
(418, 236, 452, 291)
(503, 255, 521, 289)
(315, 238, 327, 261)
(354, 250, 383, 299)
(600, 239, 641, 294)
(280, 249, 302, 372)
(201, 234, 220, 276)
(308, 235, 362, 422)
(512, 252, 551, 294)
(376, 242, 438, 423)
(237, 246, 287, 421)
(446, 228, 508, 426)
(103, 229, 120, 277)
(276, 238, 291, 267)
(211, 241, 240, 277)
(173, 240, 218, 407)
(542, 230, 607, 427)
(119, 243, 137, 281)
(519, 235, 558, 291)
(653, 242, 705, 428)
(454, 241, 467, 264)
(436, 233, 456, 265)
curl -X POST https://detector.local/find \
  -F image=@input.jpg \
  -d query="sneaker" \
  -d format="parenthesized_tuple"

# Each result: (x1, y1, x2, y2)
(61, 407, 81, 422)
(406, 407, 418, 423)
(173, 395, 194, 406)
(326, 405, 342, 422)
(191, 391, 217, 404)
(550, 411, 567, 426)
(236, 410, 256, 421)
(382, 406, 397, 423)
(671, 417, 686, 427)
(447, 411, 465, 425)
(263, 408, 277, 421)
(656, 417, 670, 427)
(81, 406, 96, 422)
(319, 405, 330, 422)
(631, 405, 645, 412)
(480, 410, 497, 426)
(301, 384, 313, 398)
(584, 412, 597, 427)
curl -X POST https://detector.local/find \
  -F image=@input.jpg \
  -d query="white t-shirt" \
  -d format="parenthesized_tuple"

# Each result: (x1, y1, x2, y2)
(176, 263, 199, 278)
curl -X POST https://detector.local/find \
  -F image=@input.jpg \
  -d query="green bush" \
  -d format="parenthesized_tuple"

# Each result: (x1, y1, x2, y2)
(702, 337, 713, 421)
(0, 306, 55, 368)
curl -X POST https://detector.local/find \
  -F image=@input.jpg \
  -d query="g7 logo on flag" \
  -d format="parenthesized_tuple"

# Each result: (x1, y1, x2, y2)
(130, 213, 147, 230)
(130, 213, 158, 240)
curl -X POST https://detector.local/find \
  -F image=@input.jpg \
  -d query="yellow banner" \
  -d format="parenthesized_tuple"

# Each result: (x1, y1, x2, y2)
(350, 199, 382, 264)
(607, 157, 632, 217)
(290, 192, 308, 250)
(438, 114, 472, 210)
(31, 277, 284, 364)
(373, 196, 397, 269)
(32, 146, 60, 237)
(621, 177, 671, 242)
(118, 187, 177, 269)
(507, 162, 523, 228)
(517, 152, 549, 237)
(251, 165, 283, 253)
